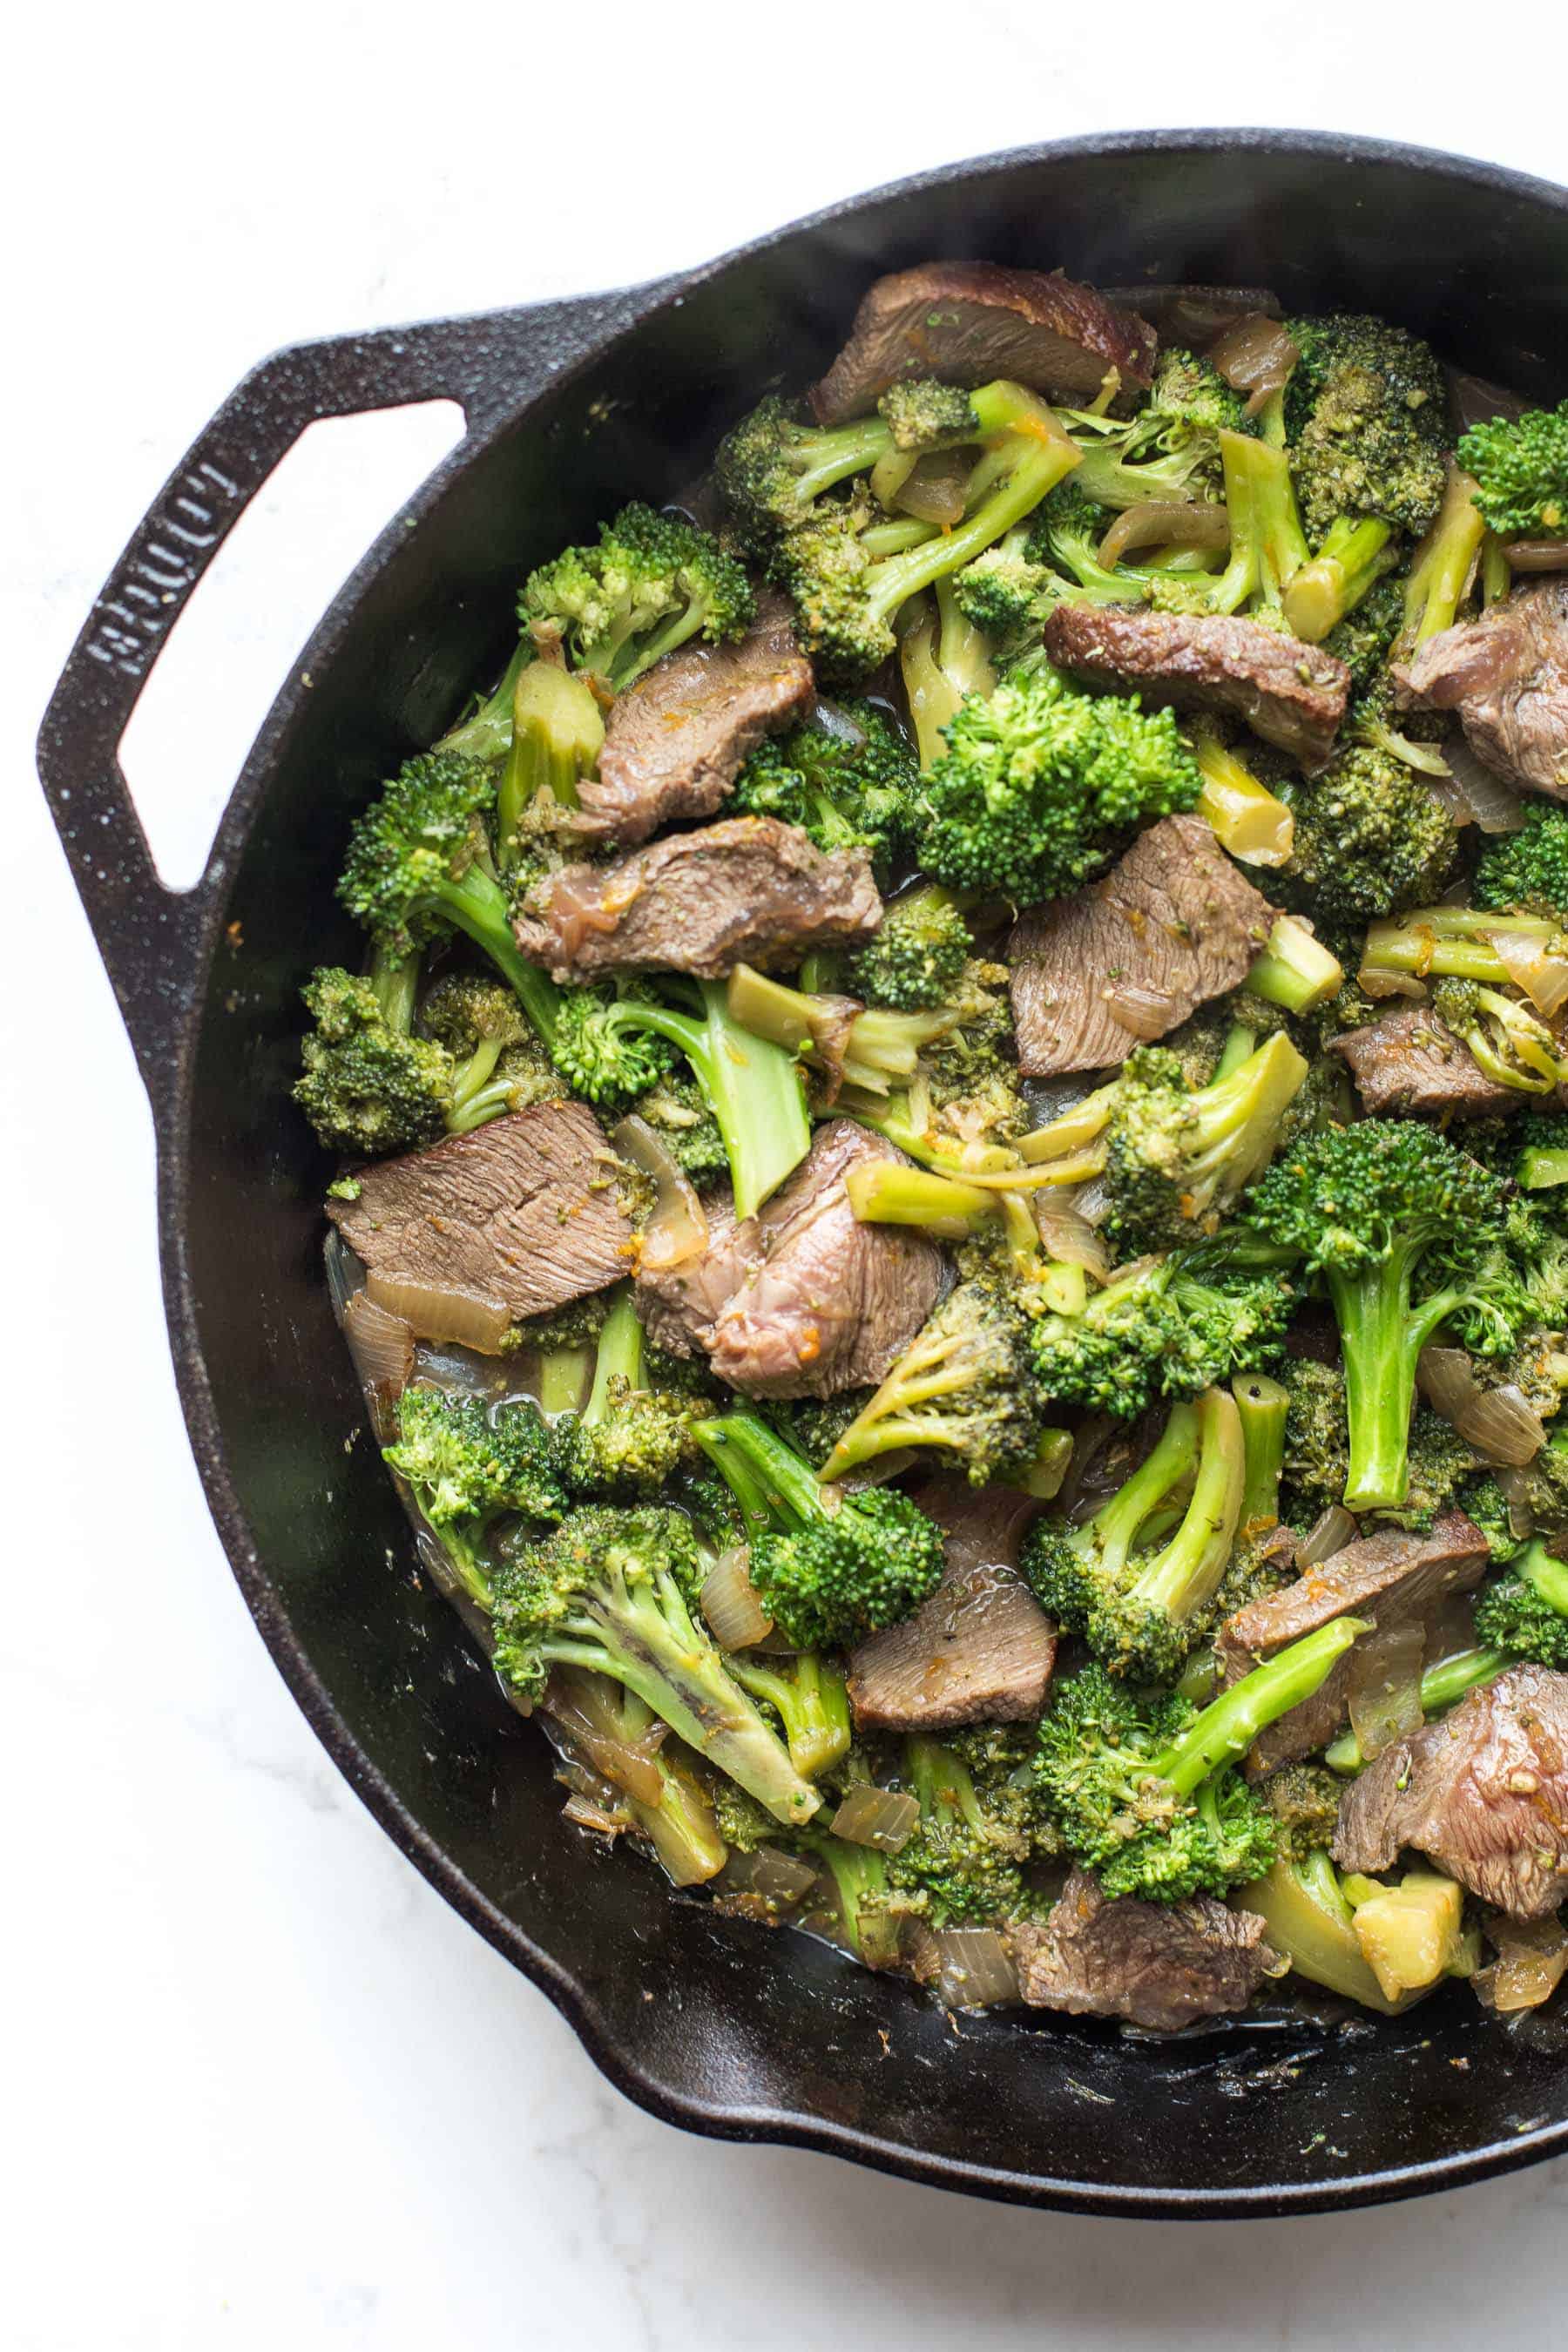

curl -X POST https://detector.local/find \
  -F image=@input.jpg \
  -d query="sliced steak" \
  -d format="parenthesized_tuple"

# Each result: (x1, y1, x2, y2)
(1043, 605, 1350, 770)
(327, 1102, 633, 1332)
(1009, 814, 1276, 1078)
(1328, 1005, 1519, 1119)
(512, 816, 882, 981)
(1217, 1513, 1491, 1774)
(636, 1121, 942, 1397)
(1395, 580, 1568, 801)
(1334, 1664, 1568, 1919)
(1012, 1869, 1278, 2032)
(847, 1482, 1054, 1733)
(811, 261, 1156, 425)
(579, 592, 814, 843)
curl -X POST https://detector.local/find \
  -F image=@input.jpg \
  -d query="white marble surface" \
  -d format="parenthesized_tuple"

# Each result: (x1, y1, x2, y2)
(11, 10, 1568, 2342)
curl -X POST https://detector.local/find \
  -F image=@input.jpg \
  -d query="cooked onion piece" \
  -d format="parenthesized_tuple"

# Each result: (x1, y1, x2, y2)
(612, 1113, 708, 1269)
(365, 1270, 511, 1354)
(700, 1547, 774, 1651)
(1418, 1346, 1545, 1465)
(829, 1785, 921, 1852)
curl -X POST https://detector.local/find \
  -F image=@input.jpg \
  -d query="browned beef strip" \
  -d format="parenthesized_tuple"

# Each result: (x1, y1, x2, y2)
(1217, 1514, 1491, 1774)
(1334, 1664, 1568, 1918)
(847, 1482, 1054, 1733)
(511, 817, 882, 982)
(1395, 580, 1568, 801)
(635, 1122, 942, 1398)
(1009, 814, 1276, 1078)
(811, 261, 1156, 426)
(1043, 605, 1351, 770)
(326, 1102, 633, 1333)
(578, 593, 814, 844)
(1012, 1869, 1279, 2032)
(1327, 1006, 1519, 1119)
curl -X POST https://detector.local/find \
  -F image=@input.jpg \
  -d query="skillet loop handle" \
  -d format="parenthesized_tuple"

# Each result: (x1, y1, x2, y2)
(34, 288, 666, 1105)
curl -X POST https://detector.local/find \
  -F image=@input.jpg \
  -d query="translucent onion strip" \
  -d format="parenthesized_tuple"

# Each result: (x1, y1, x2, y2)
(1418, 1345, 1546, 1465)
(364, 1270, 510, 1355)
(611, 1114, 708, 1269)
(930, 1928, 1020, 2009)
(828, 1785, 921, 1852)
(700, 1547, 774, 1651)
(1299, 1505, 1357, 1567)
(1488, 927, 1568, 1021)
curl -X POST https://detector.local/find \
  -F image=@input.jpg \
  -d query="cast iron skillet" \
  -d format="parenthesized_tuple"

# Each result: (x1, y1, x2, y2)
(37, 129, 1568, 2216)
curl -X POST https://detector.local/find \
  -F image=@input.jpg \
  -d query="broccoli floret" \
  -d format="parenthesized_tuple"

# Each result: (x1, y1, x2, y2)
(709, 1780, 914, 1965)
(419, 969, 568, 1133)
(519, 503, 754, 692)
(846, 883, 973, 1011)
(1473, 1537, 1568, 1666)
(886, 1732, 1052, 1927)
(625, 1071, 728, 1188)
(819, 1276, 1051, 1488)
(1500, 1109, 1568, 1201)
(730, 700, 916, 882)
(1024, 1387, 1245, 1682)
(1092, 428, 1309, 622)
(1284, 314, 1445, 449)
(1431, 976, 1567, 1095)
(1280, 743, 1458, 925)
(551, 977, 810, 1220)
(1146, 348, 1254, 441)
(551, 1288, 711, 1498)
(1457, 400, 1568, 541)
(1255, 1762, 1344, 1862)
(491, 1503, 818, 1826)
(295, 959, 455, 1154)
(1064, 362, 1244, 508)
(1473, 802, 1568, 923)
(912, 666, 1201, 905)
(692, 1411, 944, 1650)
(1099, 1031, 1309, 1255)
(1322, 571, 1407, 693)
(1244, 1119, 1520, 1511)
(713, 382, 977, 548)
(950, 525, 1065, 648)
(1033, 1621, 1365, 1901)
(761, 1392, 874, 1470)
(1029, 1247, 1296, 1418)
(383, 1384, 566, 1605)
(1280, 1355, 1351, 1526)
(768, 383, 1082, 678)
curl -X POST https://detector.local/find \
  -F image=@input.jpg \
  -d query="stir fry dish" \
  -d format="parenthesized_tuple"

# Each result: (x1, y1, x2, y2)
(301, 258, 1568, 2031)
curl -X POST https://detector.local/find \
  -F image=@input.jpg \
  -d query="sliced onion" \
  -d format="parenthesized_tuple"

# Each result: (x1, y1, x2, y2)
(1033, 1197, 1111, 1282)
(1348, 1619, 1426, 1762)
(1098, 500, 1229, 564)
(1488, 928, 1568, 1021)
(725, 1845, 821, 1913)
(1299, 1504, 1357, 1567)
(1206, 314, 1300, 414)
(1419, 1345, 1547, 1465)
(611, 1113, 707, 1270)
(545, 1680, 668, 1806)
(896, 447, 971, 526)
(341, 1292, 414, 1438)
(1505, 539, 1568, 573)
(1477, 1916, 1568, 2012)
(1495, 1464, 1538, 1543)
(931, 1928, 1019, 2009)
(1443, 740, 1530, 835)
(700, 1546, 773, 1651)
(365, 1270, 510, 1354)
(1104, 981, 1179, 1038)
(1355, 965, 1428, 1002)
(829, 1784, 921, 1853)
(562, 1790, 627, 1837)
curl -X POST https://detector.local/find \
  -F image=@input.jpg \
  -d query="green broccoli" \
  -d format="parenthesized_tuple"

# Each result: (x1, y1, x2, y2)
(727, 1651, 853, 1780)
(1323, 1644, 1511, 1774)
(886, 1731, 1056, 1926)
(1029, 1247, 1296, 1418)
(1280, 744, 1458, 925)
(418, 969, 568, 1134)
(1026, 481, 1211, 609)
(1509, 1110, 1568, 1198)
(550, 1288, 711, 1498)
(491, 1503, 819, 1826)
(709, 1780, 913, 1967)
(1457, 399, 1568, 540)
(496, 660, 605, 862)
(296, 956, 456, 1154)
(1322, 571, 1406, 693)
(819, 1276, 1055, 1488)
(1359, 903, 1568, 997)
(692, 1410, 945, 1650)
(625, 1071, 728, 1188)
(1255, 1761, 1345, 1862)
(1473, 802, 1568, 923)
(911, 666, 1201, 905)
(1024, 1386, 1246, 1682)
(1099, 1031, 1309, 1255)
(383, 1384, 566, 1605)
(897, 580, 999, 767)
(846, 883, 974, 1011)
(730, 700, 916, 882)
(1034, 1619, 1367, 1901)
(1244, 1119, 1522, 1511)
(1430, 976, 1567, 1094)
(713, 383, 978, 545)
(544, 1666, 727, 1887)
(519, 503, 753, 692)
(1394, 460, 1487, 656)
(1473, 1537, 1568, 1667)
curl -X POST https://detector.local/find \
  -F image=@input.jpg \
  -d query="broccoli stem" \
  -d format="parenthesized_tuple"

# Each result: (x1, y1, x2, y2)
(795, 416, 902, 503)
(1246, 916, 1344, 1013)
(815, 1838, 902, 1969)
(1118, 1387, 1244, 1630)
(1521, 1142, 1568, 1192)
(693, 1412, 829, 1528)
(371, 943, 420, 1031)
(1190, 733, 1295, 868)
(537, 1346, 591, 1416)
(1330, 1248, 1466, 1512)
(612, 983, 810, 1220)
(725, 964, 955, 1092)
(1156, 1619, 1369, 1796)
(548, 1671, 726, 1886)
(730, 1652, 853, 1778)
(1233, 1373, 1288, 1529)
(1362, 910, 1565, 989)
(1208, 431, 1310, 613)
(1398, 463, 1486, 652)
(436, 638, 531, 762)
(498, 662, 605, 851)
(844, 1159, 999, 1237)
(549, 1563, 819, 1825)
(430, 857, 563, 1047)
(1283, 516, 1398, 644)
(1235, 1851, 1406, 2010)
(1092, 1402, 1203, 1573)
(1324, 1646, 1510, 1771)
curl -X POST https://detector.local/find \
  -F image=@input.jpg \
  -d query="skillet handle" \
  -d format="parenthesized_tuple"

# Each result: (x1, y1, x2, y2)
(35, 287, 666, 1104)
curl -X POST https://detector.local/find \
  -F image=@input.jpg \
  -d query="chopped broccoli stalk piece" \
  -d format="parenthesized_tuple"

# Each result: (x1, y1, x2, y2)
(1100, 1031, 1309, 1254)
(728, 1651, 853, 1779)
(1431, 977, 1566, 1094)
(1190, 731, 1295, 868)
(821, 1276, 1054, 1487)
(491, 1503, 819, 1825)
(1517, 1111, 1568, 1194)
(1473, 1537, 1568, 1668)
(847, 884, 974, 1010)
(1324, 1646, 1511, 1773)
(731, 699, 917, 883)
(898, 580, 999, 766)
(1234, 1850, 1411, 2010)
(725, 963, 956, 1097)
(296, 955, 455, 1155)
(692, 1412, 944, 1651)
(384, 1384, 566, 1605)
(551, 977, 810, 1220)
(1283, 516, 1401, 645)
(551, 1287, 709, 1497)
(1457, 399, 1568, 540)
(497, 661, 604, 855)
(1035, 1620, 1366, 1900)
(1234, 1371, 1289, 1534)
(1396, 462, 1486, 654)
(1361, 904, 1568, 991)
(545, 1667, 727, 1886)
(1244, 1119, 1518, 1511)
(1244, 916, 1345, 1014)
(1473, 801, 1568, 923)
(911, 665, 1202, 905)
(1024, 1387, 1246, 1681)
(519, 503, 754, 692)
